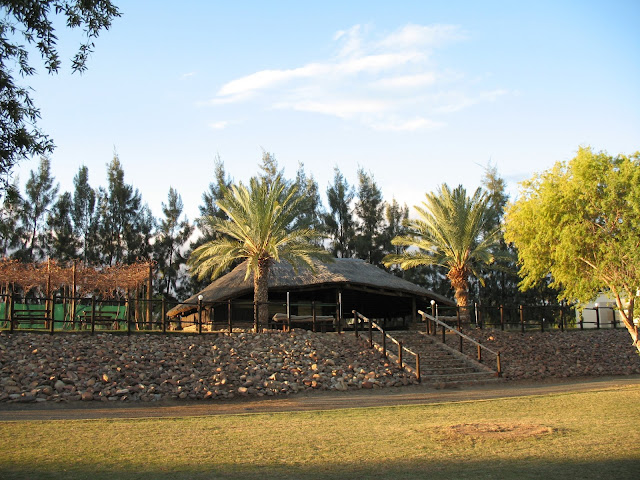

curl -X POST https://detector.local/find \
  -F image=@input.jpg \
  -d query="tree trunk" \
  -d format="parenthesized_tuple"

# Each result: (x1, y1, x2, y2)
(253, 259, 270, 332)
(613, 294, 639, 354)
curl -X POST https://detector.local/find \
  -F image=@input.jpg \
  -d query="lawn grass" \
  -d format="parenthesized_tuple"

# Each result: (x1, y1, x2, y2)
(1, 385, 639, 479)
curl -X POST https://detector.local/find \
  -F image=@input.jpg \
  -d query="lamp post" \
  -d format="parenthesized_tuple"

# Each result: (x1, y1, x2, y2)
(430, 299, 436, 335)
(198, 295, 203, 334)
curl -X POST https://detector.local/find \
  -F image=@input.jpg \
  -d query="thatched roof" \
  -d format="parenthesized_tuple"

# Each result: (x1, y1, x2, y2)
(168, 258, 453, 317)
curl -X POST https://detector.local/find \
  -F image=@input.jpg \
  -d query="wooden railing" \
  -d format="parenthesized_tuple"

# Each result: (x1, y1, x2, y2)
(353, 310, 421, 381)
(418, 310, 502, 377)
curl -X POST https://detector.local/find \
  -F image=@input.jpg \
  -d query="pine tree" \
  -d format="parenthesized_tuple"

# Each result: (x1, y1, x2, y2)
(323, 167, 355, 258)
(96, 153, 152, 265)
(18, 157, 59, 261)
(154, 187, 193, 300)
(354, 168, 385, 265)
(0, 183, 23, 257)
(71, 165, 96, 264)
(293, 162, 324, 233)
(46, 191, 78, 261)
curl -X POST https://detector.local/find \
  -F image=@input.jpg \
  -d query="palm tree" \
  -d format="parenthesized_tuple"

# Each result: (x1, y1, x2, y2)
(188, 175, 330, 330)
(383, 184, 499, 310)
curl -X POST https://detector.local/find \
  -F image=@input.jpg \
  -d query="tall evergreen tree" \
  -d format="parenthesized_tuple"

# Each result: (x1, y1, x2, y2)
(46, 191, 78, 261)
(354, 168, 385, 265)
(324, 167, 355, 258)
(154, 187, 193, 300)
(18, 157, 58, 260)
(380, 198, 408, 275)
(293, 162, 324, 233)
(71, 165, 96, 264)
(96, 153, 153, 265)
(186, 156, 233, 295)
(0, 182, 23, 257)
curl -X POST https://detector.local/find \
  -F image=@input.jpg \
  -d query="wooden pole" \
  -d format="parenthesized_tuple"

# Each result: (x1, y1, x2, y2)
(147, 262, 153, 329)
(198, 296, 203, 334)
(312, 301, 316, 333)
(353, 310, 359, 338)
(91, 296, 96, 336)
(71, 261, 77, 330)
(49, 293, 55, 334)
(228, 299, 232, 334)
(398, 341, 403, 368)
(161, 297, 167, 333)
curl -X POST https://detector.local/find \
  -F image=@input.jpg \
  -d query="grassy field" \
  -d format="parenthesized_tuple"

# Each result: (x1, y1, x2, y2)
(1, 385, 639, 479)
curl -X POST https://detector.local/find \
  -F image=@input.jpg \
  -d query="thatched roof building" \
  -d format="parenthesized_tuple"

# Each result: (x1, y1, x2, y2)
(168, 258, 452, 327)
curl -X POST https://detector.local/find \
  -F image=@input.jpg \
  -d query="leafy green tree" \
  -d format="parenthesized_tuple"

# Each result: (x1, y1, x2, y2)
(354, 168, 385, 265)
(18, 157, 58, 260)
(189, 175, 330, 330)
(154, 187, 193, 300)
(504, 147, 640, 351)
(46, 191, 78, 261)
(71, 165, 96, 264)
(478, 164, 560, 308)
(383, 184, 500, 310)
(0, 0, 120, 192)
(324, 167, 355, 258)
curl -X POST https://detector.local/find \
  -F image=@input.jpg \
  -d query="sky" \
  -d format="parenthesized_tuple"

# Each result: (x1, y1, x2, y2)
(11, 0, 640, 223)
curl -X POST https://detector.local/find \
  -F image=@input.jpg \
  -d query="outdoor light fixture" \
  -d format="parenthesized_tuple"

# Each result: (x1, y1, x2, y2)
(198, 295, 203, 301)
(430, 299, 435, 306)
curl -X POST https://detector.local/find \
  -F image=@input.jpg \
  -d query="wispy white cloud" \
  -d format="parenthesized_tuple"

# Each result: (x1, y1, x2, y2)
(368, 116, 445, 132)
(181, 72, 196, 79)
(208, 23, 506, 131)
(209, 120, 229, 129)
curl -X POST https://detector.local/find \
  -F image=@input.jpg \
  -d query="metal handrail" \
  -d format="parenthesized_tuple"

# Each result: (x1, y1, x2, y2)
(418, 309, 502, 376)
(353, 310, 420, 381)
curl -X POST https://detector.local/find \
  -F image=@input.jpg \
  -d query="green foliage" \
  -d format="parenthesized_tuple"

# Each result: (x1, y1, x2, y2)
(0, 0, 120, 191)
(46, 191, 78, 261)
(95, 153, 153, 265)
(154, 187, 193, 300)
(71, 165, 96, 264)
(323, 167, 355, 258)
(504, 147, 640, 340)
(384, 184, 500, 307)
(354, 168, 385, 265)
(17, 156, 59, 260)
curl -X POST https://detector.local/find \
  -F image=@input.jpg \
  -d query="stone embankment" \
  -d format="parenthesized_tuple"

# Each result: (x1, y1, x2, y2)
(0, 331, 416, 403)
(466, 329, 640, 380)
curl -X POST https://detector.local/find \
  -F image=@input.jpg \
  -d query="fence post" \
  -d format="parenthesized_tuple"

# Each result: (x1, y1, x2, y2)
(126, 296, 132, 336)
(228, 299, 232, 334)
(496, 352, 502, 377)
(198, 295, 203, 335)
(49, 294, 55, 335)
(398, 341, 403, 368)
(612, 308, 617, 328)
(91, 297, 96, 336)
(500, 305, 505, 331)
(441, 323, 446, 344)
(520, 305, 524, 333)
(368, 314, 373, 348)
(9, 289, 14, 333)
(162, 298, 167, 333)
(287, 292, 291, 332)
(477, 344, 482, 363)
(353, 310, 359, 338)
(382, 329, 386, 358)
(416, 353, 421, 382)
(312, 301, 316, 333)
(595, 304, 600, 329)
(560, 304, 565, 332)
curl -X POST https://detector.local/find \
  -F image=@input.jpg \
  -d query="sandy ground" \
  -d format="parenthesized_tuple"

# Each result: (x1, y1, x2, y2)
(0, 375, 638, 421)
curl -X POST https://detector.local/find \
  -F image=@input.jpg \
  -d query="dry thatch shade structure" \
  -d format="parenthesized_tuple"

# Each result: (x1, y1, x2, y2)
(168, 258, 453, 326)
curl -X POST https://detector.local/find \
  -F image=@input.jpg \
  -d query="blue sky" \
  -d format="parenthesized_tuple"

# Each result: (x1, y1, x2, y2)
(13, 0, 640, 222)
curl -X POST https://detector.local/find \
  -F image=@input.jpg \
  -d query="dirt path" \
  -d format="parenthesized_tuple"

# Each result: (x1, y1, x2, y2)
(1, 375, 638, 422)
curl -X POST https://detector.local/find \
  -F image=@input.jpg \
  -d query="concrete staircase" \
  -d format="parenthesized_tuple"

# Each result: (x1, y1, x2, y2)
(371, 330, 501, 386)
